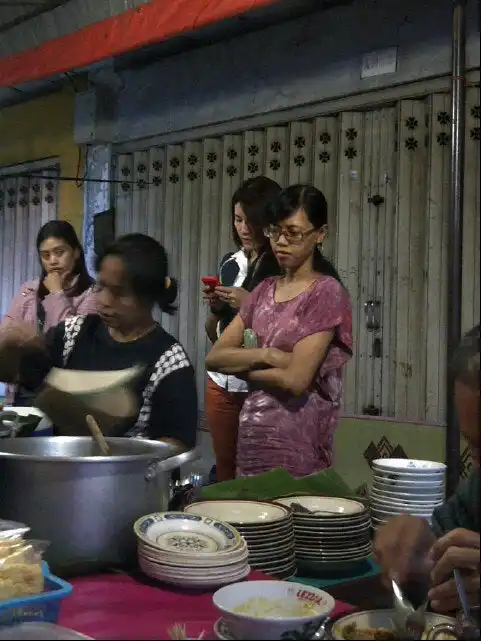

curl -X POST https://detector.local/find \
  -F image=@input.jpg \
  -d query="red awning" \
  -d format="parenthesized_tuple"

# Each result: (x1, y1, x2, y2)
(0, 0, 280, 89)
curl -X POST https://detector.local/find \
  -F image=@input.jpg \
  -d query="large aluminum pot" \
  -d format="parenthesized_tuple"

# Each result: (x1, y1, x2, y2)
(0, 437, 197, 575)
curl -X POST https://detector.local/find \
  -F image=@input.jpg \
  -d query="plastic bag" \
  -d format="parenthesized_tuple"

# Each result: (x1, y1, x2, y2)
(0, 521, 48, 601)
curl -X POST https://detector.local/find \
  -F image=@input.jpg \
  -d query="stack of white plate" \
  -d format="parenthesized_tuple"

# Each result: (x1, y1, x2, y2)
(134, 511, 250, 589)
(370, 458, 446, 530)
(184, 500, 296, 580)
(275, 496, 372, 573)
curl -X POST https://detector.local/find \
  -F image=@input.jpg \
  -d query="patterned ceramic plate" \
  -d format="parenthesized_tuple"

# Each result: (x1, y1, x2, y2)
(134, 512, 242, 554)
(140, 560, 250, 588)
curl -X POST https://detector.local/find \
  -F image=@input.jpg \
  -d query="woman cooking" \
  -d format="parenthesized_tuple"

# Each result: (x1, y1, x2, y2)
(1, 220, 97, 406)
(204, 176, 281, 481)
(0, 234, 197, 449)
(206, 184, 352, 477)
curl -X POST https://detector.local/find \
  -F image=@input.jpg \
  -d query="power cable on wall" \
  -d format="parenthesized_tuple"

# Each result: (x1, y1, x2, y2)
(1, 174, 147, 186)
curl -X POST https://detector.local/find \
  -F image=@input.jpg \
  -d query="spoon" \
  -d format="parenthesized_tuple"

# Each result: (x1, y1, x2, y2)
(310, 616, 331, 640)
(391, 579, 428, 639)
(86, 414, 110, 455)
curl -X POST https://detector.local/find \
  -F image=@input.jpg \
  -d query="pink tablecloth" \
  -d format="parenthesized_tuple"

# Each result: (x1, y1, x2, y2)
(59, 571, 356, 640)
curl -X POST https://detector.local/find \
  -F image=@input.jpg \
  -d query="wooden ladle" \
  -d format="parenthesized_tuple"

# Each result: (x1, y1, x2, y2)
(86, 414, 110, 456)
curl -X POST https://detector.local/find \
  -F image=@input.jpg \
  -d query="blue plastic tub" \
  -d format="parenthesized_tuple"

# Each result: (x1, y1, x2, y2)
(0, 563, 72, 626)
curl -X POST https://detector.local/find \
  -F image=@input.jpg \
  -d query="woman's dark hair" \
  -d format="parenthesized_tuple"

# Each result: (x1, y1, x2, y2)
(266, 184, 342, 282)
(231, 176, 282, 291)
(231, 176, 282, 248)
(96, 233, 178, 314)
(36, 220, 92, 294)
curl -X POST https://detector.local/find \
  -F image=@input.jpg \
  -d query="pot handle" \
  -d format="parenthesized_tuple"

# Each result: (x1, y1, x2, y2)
(145, 448, 199, 481)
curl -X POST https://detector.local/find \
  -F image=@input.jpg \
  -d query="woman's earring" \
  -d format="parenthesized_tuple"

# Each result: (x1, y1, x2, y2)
(316, 243, 323, 253)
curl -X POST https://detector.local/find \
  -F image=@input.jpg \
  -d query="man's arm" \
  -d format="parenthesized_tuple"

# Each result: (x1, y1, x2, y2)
(431, 471, 480, 536)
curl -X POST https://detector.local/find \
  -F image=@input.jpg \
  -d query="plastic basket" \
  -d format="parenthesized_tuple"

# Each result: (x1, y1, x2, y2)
(0, 562, 72, 626)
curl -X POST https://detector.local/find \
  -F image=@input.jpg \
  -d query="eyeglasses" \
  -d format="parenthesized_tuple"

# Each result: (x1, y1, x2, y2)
(264, 225, 317, 245)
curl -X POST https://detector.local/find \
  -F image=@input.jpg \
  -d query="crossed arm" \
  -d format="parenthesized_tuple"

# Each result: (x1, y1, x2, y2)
(205, 314, 334, 397)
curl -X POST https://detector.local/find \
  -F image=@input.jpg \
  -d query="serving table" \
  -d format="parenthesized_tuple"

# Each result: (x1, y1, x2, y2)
(58, 570, 372, 640)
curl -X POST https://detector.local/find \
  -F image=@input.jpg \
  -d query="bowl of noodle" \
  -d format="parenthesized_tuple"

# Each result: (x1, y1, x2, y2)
(331, 609, 459, 640)
(212, 580, 334, 640)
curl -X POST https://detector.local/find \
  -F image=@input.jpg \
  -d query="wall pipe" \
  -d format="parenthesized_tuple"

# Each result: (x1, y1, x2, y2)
(445, 0, 466, 498)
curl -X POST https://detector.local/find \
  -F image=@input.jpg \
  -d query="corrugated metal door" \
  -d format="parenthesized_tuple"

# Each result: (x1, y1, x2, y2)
(113, 93, 480, 423)
(0, 167, 59, 320)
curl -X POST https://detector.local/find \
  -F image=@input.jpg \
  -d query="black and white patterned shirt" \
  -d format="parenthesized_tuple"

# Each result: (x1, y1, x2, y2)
(17, 315, 197, 446)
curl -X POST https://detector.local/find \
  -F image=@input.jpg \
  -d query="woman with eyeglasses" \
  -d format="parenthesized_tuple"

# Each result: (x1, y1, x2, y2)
(206, 184, 352, 477)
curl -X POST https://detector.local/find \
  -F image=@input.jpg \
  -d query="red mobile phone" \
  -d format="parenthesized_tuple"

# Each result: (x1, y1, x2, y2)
(201, 276, 220, 291)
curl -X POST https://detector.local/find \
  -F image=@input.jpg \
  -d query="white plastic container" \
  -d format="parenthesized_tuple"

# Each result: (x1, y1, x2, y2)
(0, 623, 93, 640)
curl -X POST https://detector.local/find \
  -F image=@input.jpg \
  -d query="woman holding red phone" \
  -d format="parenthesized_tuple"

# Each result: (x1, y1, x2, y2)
(206, 185, 353, 478)
(203, 176, 281, 481)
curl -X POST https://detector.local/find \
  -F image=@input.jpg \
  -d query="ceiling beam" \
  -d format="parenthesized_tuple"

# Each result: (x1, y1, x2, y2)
(0, 0, 283, 88)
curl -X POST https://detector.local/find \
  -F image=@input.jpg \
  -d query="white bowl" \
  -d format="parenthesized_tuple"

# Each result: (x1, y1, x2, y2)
(213, 580, 334, 641)
(373, 458, 446, 475)
(331, 609, 457, 640)
(184, 501, 290, 525)
(373, 475, 444, 489)
(374, 468, 445, 479)
(371, 506, 434, 520)
(370, 500, 442, 515)
(370, 489, 443, 504)
(371, 487, 444, 501)
(134, 512, 242, 554)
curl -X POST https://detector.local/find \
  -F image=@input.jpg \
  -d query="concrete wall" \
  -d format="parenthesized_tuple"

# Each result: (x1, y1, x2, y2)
(111, 0, 480, 144)
(0, 87, 83, 234)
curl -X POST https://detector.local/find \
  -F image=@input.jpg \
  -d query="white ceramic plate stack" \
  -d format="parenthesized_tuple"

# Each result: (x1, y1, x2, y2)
(275, 496, 372, 573)
(134, 511, 250, 589)
(184, 501, 296, 580)
(370, 458, 446, 530)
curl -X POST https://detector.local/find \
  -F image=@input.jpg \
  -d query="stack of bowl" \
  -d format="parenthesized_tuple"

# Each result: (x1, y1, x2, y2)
(134, 511, 250, 589)
(274, 496, 372, 573)
(184, 501, 296, 580)
(370, 458, 446, 530)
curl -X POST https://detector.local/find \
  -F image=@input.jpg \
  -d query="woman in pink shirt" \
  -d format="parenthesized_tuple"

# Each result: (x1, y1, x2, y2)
(1, 220, 97, 405)
(206, 185, 353, 478)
